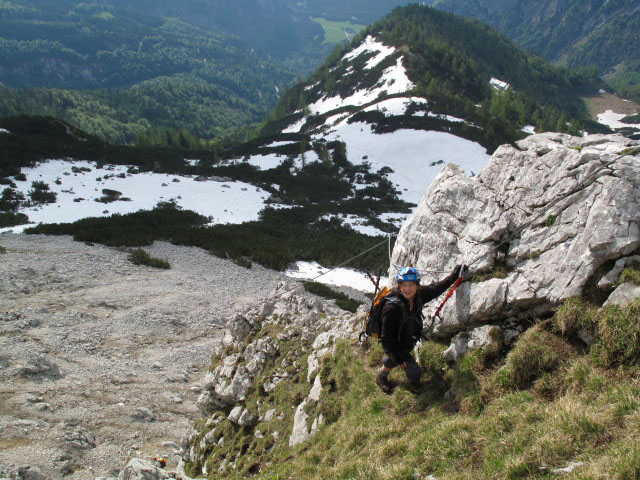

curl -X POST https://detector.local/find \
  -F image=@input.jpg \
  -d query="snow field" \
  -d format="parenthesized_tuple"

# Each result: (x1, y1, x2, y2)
(597, 110, 640, 130)
(4, 160, 272, 233)
(317, 119, 489, 204)
(285, 260, 389, 292)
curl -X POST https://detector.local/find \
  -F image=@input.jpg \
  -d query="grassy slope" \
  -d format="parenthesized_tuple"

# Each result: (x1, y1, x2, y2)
(191, 292, 640, 480)
(312, 18, 366, 43)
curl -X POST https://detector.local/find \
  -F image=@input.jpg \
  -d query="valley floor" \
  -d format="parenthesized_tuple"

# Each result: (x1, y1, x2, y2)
(0, 234, 287, 479)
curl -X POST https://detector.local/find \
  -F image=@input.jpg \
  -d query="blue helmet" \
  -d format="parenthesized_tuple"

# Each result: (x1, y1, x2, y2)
(395, 266, 421, 283)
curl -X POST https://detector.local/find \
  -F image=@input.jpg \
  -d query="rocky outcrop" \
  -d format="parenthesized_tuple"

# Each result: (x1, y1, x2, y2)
(391, 133, 640, 338)
(185, 282, 358, 476)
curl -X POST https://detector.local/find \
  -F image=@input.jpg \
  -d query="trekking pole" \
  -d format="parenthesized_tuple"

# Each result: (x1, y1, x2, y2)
(423, 274, 464, 339)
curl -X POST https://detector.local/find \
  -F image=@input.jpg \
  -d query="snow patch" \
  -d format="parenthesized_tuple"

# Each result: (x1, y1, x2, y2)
(316, 120, 489, 204)
(0, 128, 10, 134)
(244, 153, 285, 170)
(363, 97, 428, 116)
(597, 110, 640, 130)
(283, 117, 307, 134)
(308, 57, 414, 116)
(264, 141, 297, 148)
(285, 261, 389, 292)
(343, 35, 396, 70)
(4, 160, 271, 233)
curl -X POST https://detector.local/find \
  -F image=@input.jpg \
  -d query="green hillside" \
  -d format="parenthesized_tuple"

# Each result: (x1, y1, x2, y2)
(266, 5, 606, 151)
(0, 1, 293, 143)
(436, 0, 640, 102)
(180, 293, 640, 479)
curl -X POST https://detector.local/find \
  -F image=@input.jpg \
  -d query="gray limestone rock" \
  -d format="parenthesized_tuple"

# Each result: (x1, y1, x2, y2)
(603, 282, 640, 307)
(391, 134, 640, 335)
(289, 400, 309, 446)
(118, 459, 173, 480)
(131, 407, 155, 423)
(17, 356, 61, 377)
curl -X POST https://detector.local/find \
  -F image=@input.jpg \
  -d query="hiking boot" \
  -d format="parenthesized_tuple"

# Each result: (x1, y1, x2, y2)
(375, 371, 394, 394)
(407, 382, 423, 394)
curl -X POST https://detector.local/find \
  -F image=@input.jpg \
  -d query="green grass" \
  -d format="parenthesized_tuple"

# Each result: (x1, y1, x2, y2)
(312, 17, 365, 44)
(184, 295, 640, 480)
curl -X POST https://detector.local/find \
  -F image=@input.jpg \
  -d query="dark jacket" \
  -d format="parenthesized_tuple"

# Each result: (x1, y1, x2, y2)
(380, 272, 458, 363)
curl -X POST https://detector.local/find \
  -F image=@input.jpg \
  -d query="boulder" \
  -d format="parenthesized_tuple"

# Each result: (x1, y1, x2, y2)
(603, 283, 640, 307)
(118, 459, 173, 480)
(289, 400, 310, 446)
(391, 134, 640, 334)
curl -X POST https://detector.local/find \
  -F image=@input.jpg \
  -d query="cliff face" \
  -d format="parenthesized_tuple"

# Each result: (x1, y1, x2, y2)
(390, 133, 640, 337)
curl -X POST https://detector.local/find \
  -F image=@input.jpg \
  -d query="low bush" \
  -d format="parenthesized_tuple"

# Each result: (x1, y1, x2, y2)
(619, 266, 640, 285)
(0, 211, 28, 227)
(127, 248, 170, 269)
(499, 323, 576, 390)
(553, 296, 598, 338)
(302, 281, 361, 313)
(592, 298, 640, 368)
(28, 181, 57, 204)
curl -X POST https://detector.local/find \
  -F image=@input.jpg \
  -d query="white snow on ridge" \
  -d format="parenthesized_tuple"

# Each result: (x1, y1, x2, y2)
(265, 141, 297, 148)
(343, 35, 396, 70)
(363, 97, 428, 116)
(0, 128, 10, 134)
(283, 117, 306, 134)
(3, 160, 271, 233)
(318, 120, 489, 205)
(309, 57, 414, 115)
(597, 110, 640, 130)
(244, 153, 283, 170)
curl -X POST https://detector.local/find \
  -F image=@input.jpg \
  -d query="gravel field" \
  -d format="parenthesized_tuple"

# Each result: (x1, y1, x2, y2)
(0, 234, 289, 479)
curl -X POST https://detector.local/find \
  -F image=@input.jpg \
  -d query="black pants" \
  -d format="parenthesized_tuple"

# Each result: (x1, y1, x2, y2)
(382, 354, 421, 383)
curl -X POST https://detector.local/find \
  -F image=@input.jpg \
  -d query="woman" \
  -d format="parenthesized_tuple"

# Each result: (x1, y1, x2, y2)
(376, 265, 466, 393)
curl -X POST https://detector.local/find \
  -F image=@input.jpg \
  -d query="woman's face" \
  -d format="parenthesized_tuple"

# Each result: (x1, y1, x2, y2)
(399, 281, 418, 300)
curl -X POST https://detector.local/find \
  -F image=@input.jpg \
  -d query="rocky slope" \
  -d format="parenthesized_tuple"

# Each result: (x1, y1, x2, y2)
(173, 132, 639, 478)
(0, 235, 287, 480)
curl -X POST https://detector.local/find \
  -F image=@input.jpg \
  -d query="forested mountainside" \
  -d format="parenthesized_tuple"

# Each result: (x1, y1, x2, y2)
(0, 0, 294, 144)
(436, 0, 640, 102)
(267, 4, 605, 149)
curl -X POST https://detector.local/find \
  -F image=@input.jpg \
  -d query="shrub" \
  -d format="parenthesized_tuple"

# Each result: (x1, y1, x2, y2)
(0, 211, 29, 227)
(28, 181, 57, 204)
(553, 296, 598, 338)
(0, 245, 6, 254)
(302, 281, 361, 313)
(592, 298, 640, 368)
(544, 214, 557, 227)
(233, 257, 252, 269)
(127, 248, 170, 269)
(499, 323, 575, 390)
(417, 341, 448, 384)
(471, 258, 511, 282)
(0, 187, 25, 211)
(618, 266, 640, 286)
